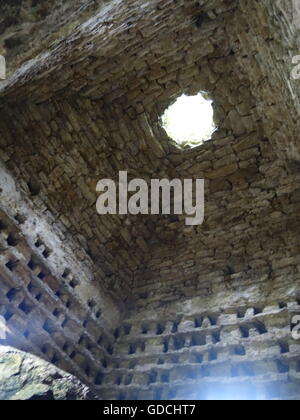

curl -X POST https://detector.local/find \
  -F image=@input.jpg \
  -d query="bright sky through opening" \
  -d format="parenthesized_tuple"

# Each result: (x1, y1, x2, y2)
(162, 93, 215, 146)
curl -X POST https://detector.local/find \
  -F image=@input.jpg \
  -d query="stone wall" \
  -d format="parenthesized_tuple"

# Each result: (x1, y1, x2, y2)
(227, 0, 300, 165)
(0, 0, 299, 400)
(132, 131, 300, 309)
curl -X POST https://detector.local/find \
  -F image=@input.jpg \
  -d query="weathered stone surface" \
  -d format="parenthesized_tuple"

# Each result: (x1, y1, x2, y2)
(0, 346, 98, 400)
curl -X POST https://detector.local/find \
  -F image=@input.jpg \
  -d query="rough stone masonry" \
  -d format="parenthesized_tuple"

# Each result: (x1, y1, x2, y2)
(0, 0, 300, 400)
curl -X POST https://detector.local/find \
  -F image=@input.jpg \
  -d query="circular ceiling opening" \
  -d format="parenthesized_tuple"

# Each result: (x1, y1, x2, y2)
(162, 92, 215, 148)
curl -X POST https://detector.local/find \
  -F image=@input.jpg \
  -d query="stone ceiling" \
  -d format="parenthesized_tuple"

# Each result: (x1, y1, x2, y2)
(0, 0, 300, 307)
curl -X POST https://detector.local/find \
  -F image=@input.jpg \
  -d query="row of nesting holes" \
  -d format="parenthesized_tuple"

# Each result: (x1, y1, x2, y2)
(115, 303, 295, 340)
(114, 349, 229, 373)
(114, 317, 218, 339)
(127, 332, 221, 355)
(58, 346, 299, 389)
(125, 321, 269, 355)
(114, 306, 290, 339)
(124, 346, 242, 369)
(112, 337, 291, 371)
(117, 364, 299, 401)
(113, 357, 299, 389)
